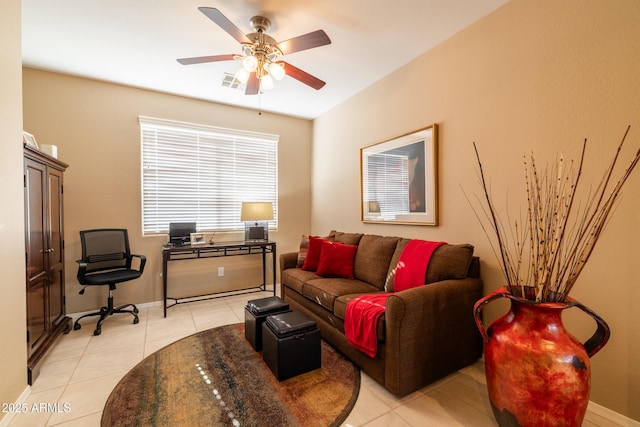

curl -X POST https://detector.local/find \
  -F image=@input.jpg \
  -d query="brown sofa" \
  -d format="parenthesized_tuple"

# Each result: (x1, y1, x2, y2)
(279, 231, 483, 397)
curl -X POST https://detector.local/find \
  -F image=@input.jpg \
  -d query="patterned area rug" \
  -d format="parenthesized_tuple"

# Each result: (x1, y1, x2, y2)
(102, 323, 360, 427)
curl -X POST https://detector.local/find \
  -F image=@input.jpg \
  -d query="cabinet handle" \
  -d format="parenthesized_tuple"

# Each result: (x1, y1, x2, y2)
(45, 248, 55, 253)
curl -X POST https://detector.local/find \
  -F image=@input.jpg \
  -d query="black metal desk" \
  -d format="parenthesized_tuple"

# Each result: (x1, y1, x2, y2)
(162, 241, 276, 317)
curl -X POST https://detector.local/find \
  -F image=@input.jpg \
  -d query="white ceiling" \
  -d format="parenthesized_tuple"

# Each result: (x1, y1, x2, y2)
(22, 0, 509, 119)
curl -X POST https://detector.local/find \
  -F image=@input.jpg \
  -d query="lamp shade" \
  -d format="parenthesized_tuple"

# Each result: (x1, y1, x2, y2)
(240, 202, 274, 221)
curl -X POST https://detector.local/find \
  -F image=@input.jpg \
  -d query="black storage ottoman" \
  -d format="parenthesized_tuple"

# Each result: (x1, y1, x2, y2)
(244, 296, 290, 351)
(262, 311, 321, 381)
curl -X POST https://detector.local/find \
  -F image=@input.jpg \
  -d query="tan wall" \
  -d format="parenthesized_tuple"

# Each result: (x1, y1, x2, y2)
(313, 0, 640, 420)
(0, 0, 28, 419)
(22, 68, 312, 314)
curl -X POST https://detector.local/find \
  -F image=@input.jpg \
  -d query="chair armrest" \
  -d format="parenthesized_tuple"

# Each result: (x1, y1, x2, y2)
(279, 252, 299, 273)
(383, 277, 484, 396)
(76, 260, 88, 283)
(130, 254, 147, 273)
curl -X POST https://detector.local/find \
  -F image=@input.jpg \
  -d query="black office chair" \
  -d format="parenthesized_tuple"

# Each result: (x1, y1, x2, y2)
(74, 229, 146, 336)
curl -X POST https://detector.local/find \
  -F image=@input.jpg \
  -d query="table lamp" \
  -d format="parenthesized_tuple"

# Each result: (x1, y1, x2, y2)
(240, 202, 274, 241)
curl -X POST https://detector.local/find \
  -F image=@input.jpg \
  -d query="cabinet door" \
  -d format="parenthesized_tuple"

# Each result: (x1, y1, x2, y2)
(47, 168, 65, 327)
(25, 158, 48, 356)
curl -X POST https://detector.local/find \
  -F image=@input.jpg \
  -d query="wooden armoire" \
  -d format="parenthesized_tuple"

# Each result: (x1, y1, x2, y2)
(24, 145, 71, 385)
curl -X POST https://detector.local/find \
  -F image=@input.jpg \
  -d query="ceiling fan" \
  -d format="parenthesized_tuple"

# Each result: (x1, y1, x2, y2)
(177, 7, 331, 95)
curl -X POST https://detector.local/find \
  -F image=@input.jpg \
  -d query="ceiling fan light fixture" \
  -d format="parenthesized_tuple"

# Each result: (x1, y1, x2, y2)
(234, 67, 250, 83)
(177, 8, 331, 96)
(242, 45, 253, 56)
(242, 55, 258, 72)
(269, 62, 285, 80)
(260, 74, 274, 91)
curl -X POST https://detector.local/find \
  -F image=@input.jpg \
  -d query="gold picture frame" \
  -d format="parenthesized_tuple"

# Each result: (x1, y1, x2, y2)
(360, 124, 438, 226)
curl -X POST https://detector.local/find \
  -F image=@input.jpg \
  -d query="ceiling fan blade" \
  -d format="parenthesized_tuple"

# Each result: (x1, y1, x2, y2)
(245, 72, 260, 95)
(177, 54, 237, 65)
(198, 7, 251, 44)
(277, 30, 331, 55)
(281, 62, 326, 90)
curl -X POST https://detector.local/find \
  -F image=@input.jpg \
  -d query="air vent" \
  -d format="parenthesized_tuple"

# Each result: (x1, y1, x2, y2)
(221, 73, 243, 90)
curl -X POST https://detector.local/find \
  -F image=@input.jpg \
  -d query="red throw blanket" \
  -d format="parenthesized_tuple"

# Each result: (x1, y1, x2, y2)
(344, 239, 446, 357)
(344, 293, 391, 358)
(394, 240, 446, 291)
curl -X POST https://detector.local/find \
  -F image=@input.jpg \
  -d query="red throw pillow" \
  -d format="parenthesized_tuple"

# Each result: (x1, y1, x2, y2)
(316, 240, 357, 279)
(301, 236, 325, 271)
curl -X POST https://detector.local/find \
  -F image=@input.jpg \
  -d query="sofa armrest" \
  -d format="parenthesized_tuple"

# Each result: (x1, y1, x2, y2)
(383, 277, 484, 396)
(279, 252, 299, 273)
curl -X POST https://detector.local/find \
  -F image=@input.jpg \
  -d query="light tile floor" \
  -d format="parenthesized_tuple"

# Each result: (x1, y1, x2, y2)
(5, 290, 622, 427)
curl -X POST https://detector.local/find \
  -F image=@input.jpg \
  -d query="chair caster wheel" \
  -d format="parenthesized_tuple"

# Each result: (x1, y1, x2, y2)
(133, 317, 139, 324)
(74, 323, 81, 331)
(93, 329, 101, 336)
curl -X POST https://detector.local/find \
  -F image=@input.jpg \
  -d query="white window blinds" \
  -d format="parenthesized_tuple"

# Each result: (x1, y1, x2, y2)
(139, 116, 278, 235)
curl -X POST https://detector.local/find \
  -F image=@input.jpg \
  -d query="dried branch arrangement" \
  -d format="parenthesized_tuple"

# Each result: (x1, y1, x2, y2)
(472, 126, 640, 302)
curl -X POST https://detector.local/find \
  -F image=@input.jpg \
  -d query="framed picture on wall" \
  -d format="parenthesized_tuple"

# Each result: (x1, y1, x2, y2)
(360, 124, 439, 226)
(23, 131, 39, 149)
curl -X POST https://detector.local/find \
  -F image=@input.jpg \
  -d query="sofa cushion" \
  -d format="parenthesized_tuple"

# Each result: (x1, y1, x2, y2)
(281, 268, 321, 294)
(426, 244, 474, 282)
(301, 235, 325, 271)
(329, 230, 363, 246)
(353, 235, 401, 290)
(334, 293, 387, 341)
(302, 277, 379, 312)
(385, 240, 474, 291)
(316, 240, 358, 279)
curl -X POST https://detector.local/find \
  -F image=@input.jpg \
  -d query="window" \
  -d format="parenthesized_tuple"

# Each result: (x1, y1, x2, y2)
(139, 116, 278, 235)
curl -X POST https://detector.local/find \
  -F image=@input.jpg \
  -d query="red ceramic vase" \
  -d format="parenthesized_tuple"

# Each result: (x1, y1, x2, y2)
(474, 287, 610, 427)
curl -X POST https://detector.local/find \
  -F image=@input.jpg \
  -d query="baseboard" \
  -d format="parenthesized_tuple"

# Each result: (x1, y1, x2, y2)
(67, 286, 277, 320)
(0, 386, 30, 427)
(586, 401, 640, 426)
